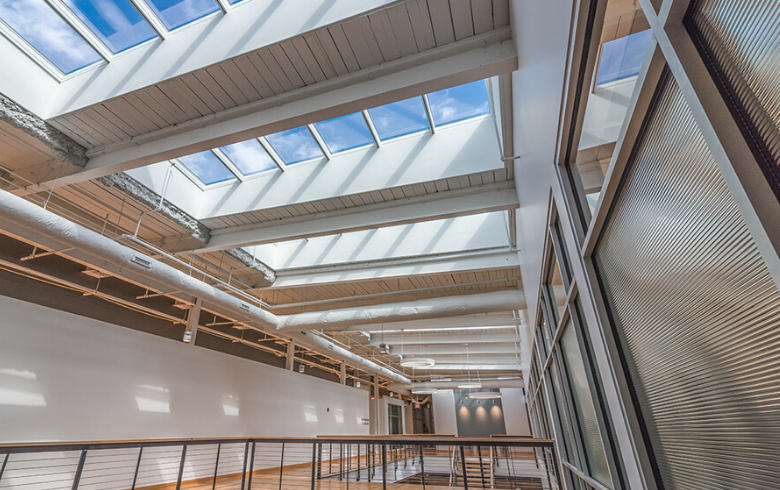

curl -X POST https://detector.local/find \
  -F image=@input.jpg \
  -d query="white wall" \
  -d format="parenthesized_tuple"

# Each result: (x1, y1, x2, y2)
(0, 294, 369, 443)
(501, 388, 532, 436)
(431, 390, 457, 435)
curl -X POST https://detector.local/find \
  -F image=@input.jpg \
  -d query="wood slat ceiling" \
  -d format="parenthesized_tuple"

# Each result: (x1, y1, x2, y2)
(202, 168, 510, 229)
(49, 0, 511, 149)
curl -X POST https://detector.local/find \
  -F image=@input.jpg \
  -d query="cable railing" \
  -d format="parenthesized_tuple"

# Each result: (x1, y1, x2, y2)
(0, 436, 560, 490)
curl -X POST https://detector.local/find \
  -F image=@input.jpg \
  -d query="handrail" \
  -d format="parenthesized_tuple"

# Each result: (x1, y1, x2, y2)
(0, 435, 556, 454)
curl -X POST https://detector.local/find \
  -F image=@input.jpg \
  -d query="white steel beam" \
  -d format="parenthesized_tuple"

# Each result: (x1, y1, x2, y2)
(277, 291, 524, 331)
(179, 182, 518, 254)
(368, 332, 518, 346)
(352, 312, 519, 332)
(384, 344, 520, 356)
(270, 248, 518, 288)
(34, 33, 515, 190)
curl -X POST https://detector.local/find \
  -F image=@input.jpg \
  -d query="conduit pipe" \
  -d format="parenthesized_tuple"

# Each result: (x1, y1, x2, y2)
(0, 189, 409, 384)
(387, 379, 523, 392)
(276, 290, 525, 330)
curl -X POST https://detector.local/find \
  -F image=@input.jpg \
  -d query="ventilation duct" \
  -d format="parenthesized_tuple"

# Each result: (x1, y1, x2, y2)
(0, 188, 408, 384)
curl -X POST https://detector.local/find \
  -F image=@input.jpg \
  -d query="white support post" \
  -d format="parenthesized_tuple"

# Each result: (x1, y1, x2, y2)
(286, 340, 295, 371)
(183, 297, 202, 344)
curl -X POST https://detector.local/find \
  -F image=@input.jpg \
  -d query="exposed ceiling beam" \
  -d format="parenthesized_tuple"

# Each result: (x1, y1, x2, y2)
(411, 364, 518, 371)
(381, 344, 520, 356)
(177, 182, 519, 254)
(278, 290, 524, 331)
(368, 332, 518, 346)
(350, 312, 519, 332)
(413, 354, 519, 364)
(270, 249, 519, 288)
(27, 31, 515, 191)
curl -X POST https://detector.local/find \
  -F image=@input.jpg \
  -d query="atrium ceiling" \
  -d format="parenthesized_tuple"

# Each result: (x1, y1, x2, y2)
(0, 0, 529, 393)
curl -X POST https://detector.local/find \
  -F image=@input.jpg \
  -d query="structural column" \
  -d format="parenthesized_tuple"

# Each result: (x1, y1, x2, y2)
(286, 340, 295, 371)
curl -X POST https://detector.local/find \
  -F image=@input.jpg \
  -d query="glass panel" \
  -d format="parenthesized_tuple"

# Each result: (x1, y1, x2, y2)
(427, 80, 491, 126)
(596, 30, 653, 85)
(367, 97, 429, 141)
(566, 1, 651, 226)
(265, 127, 324, 165)
(546, 251, 566, 322)
(548, 361, 577, 463)
(62, 0, 156, 53)
(561, 321, 613, 488)
(0, 0, 101, 74)
(313, 112, 374, 153)
(220, 139, 277, 176)
(178, 151, 236, 185)
(144, 0, 219, 30)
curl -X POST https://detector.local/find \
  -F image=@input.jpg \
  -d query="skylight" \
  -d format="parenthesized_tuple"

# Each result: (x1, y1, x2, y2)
(367, 97, 430, 141)
(62, 0, 157, 53)
(178, 151, 236, 185)
(144, 0, 219, 30)
(596, 29, 653, 85)
(313, 113, 374, 153)
(220, 140, 278, 176)
(0, 0, 101, 74)
(427, 80, 490, 127)
(265, 127, 324, 165)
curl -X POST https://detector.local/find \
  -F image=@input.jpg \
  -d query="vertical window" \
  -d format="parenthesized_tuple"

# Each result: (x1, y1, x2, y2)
(563, 0, 652, 229)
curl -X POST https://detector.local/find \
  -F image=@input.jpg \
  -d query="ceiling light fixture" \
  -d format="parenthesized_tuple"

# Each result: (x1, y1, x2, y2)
(458, 344, 481, 389)
(411, 388, 438, 395)
(400, 358, 436, 368)
(468, 391, 502, 400)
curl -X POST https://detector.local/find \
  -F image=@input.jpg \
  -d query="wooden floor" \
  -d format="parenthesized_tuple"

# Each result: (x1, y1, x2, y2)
(138, 456, 549, 490)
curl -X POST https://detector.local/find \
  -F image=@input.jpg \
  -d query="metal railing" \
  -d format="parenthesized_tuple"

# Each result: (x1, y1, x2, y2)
(0, 436, 560, 490)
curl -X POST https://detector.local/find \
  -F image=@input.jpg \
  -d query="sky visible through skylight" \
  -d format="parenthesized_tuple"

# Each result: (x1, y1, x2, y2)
(427, 80, 491, 126)
(62, 0, 156, 53)
(145, 0, 219, 30)
(178, 151, 235, 185)
(314, 113, 373, 153)
(597, 29, 653, 85)
(265, 127, 324, 165)
(0, 0, 101, 74)
(220, 140, 277, 176)
(367, 97, 429, 141)
(173, 80, 492, 187)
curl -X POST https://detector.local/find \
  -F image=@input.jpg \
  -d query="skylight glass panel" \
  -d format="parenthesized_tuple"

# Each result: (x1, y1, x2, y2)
(313, 113, 374, 153)
(220, 139, 278, 176)
(367, 97, 429, 141)
(178, 151, 236, 185)
(145, 0, 219, 30)
(427, 80, 491, 127)
(265, 127, 324, 165)
(596, 29, 653, 85)
(62, 0, 156, 53)
(0, 0, 101, 74)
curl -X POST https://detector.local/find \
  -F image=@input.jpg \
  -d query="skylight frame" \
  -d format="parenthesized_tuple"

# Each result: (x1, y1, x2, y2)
(0, 0, 240, 80)
(310, 114, 377, 156)
(219, 137, 283, 178)
(174, 149, 240, 189)
(366, 96, 433, 143)
(264, 126, 327, 167)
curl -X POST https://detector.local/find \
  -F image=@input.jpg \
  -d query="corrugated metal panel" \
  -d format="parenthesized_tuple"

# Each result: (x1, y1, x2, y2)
(594, 76, 780, 489)
(687, 0, 780, 198)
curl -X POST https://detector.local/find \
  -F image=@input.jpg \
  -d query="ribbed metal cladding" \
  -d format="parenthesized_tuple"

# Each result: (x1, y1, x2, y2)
(687, 0, 780, 197)
(594, 76, 780, 490)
